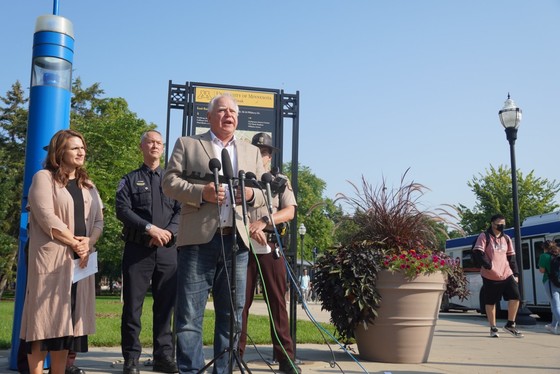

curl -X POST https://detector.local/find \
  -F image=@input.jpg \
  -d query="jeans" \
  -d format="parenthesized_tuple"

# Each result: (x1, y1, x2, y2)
(544, 280, 560, 328)
(175, 234, 248, 374)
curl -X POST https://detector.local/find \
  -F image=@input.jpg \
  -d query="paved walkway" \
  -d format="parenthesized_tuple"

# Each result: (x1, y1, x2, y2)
(2, 300, 559, 373)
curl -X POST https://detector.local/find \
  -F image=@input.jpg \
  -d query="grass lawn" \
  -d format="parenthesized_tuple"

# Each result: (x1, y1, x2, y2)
(0, 296, 334, 349)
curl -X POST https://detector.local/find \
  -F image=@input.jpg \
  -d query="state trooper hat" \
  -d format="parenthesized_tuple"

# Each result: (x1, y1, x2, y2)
(251, 132, 279, 151)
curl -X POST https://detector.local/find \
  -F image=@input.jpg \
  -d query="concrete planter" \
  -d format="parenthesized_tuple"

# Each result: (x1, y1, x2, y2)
(354, 270, 446, 363)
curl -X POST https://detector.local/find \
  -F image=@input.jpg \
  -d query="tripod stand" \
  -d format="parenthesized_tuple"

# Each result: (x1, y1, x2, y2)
(199, 170, 251, 374)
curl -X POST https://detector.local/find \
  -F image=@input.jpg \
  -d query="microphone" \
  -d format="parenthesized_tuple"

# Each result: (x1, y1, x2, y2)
(208, 158, 221, 197)
(261, 172, 274, 214)
(271, 166, 280, 177)
(245, 171, 262, 189)
(221, 148, 236, 209)
(238, 170, 248, 225)
(221, 148, 234, 180)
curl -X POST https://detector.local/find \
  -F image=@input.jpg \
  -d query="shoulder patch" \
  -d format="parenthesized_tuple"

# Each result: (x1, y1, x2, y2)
(117, 178, 126, 192)
(286, 180, 293, 192)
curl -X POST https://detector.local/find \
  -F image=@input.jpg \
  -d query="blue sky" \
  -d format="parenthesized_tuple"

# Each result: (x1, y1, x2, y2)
(2, 1, 560, 220)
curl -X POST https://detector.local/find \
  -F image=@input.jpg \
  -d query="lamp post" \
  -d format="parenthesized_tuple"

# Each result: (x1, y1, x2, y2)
(498, 94, 535, 325)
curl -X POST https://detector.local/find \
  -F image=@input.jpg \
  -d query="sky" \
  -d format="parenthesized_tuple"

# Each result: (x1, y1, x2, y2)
(2, 1, 560, 221)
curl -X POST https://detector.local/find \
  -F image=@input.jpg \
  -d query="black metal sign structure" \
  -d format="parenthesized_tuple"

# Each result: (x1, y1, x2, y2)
(165, 81, 301, 353)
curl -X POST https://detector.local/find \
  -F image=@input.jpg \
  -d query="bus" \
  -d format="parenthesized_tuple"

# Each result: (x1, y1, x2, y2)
(444, 211, 560, 316)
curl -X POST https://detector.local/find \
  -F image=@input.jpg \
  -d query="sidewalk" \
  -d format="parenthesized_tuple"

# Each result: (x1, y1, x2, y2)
(2, 300, 559, 373)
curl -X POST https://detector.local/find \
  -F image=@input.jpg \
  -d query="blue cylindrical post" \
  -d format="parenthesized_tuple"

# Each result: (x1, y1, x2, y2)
(9, 13, 74, 370)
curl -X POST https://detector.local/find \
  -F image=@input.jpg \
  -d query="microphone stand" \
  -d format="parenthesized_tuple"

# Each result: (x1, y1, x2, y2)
(200, 175, 251, 374)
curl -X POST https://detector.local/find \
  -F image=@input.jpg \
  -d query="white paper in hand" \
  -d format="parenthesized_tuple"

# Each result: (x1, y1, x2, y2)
(73, 251, 98, 283)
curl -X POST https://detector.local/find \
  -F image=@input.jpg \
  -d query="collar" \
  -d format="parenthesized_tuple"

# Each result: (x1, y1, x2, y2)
(210, 130, 236, 147)
(141, 164, 161, 176)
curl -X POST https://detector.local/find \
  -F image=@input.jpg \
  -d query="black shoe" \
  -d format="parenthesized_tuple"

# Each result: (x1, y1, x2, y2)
(123, 359, 140, 374)
(153, 357, 178, 373)
(279, 360, 301, 374)
(66, 366, 86, 374)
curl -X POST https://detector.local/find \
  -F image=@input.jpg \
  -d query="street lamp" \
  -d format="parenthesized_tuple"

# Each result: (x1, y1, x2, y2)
(498, 94, 535, 325)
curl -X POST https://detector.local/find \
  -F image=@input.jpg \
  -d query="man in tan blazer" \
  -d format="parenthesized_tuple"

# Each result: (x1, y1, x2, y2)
(163, 93, 265, 374)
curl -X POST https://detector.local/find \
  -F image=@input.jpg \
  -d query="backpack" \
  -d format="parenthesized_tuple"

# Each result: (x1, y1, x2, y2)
(549, 253, 560, 288)
(470, 232, 490, 268)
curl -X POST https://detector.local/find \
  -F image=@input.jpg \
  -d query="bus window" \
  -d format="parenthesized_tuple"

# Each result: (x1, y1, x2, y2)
(534, 241, 544, 270)
(521, 242, 530, 270)
(462, 249, 480, 272)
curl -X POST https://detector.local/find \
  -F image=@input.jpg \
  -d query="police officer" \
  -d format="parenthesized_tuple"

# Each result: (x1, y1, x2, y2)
(239, 132, 300, 374)
(116, 130, 181, 374)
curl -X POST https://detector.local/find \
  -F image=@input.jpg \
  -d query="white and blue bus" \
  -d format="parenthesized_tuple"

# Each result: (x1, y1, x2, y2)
(444, 211, 560, 316)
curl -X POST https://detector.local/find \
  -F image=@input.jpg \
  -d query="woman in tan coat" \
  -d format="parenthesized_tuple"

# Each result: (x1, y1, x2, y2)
(20, 129, 103, 374)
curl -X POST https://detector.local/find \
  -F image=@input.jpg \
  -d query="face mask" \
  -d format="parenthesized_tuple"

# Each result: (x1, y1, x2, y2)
(496, 224, 505, 232)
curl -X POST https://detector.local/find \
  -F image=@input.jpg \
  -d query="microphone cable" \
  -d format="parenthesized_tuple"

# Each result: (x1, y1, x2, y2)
(247, 189, 368, 373)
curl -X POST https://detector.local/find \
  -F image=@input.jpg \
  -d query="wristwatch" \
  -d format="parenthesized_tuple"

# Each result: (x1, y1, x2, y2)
(145, 223, 152, 231)
(261, 216, 270, 225)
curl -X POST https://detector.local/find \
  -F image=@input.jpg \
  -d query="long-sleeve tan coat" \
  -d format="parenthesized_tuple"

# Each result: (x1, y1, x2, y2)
(20, 170, 103, 342)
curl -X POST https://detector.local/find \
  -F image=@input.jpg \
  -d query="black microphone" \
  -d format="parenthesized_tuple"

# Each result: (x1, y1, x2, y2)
(271, 166, 280, 177)
(238, 170, 248, 225)
(221, 148, 236, 209)
(221, 148, 234, 180)
(245, 171, 262, 188)
(261, 172, 274, 214)
(208, 158, 221, 197)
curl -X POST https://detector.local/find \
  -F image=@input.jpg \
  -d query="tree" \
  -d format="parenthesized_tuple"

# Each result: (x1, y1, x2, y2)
(457, 164, 560, 234)
(0, 79, 153, 296)
(0, 81, 28, 298)
(71, 80, 154, 286)
(284, 163, 340, 262)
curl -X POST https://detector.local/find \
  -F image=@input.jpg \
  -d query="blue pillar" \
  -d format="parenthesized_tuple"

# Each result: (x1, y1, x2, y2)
(9, 13, 74, 370)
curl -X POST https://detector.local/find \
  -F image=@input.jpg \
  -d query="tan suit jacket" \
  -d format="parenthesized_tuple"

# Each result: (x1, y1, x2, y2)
(20, 170, 103, 341)
(163, 131, 265, 248)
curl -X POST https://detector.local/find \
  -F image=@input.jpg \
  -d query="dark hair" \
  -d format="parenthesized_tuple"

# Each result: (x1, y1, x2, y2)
(543, 240, 560, 256)
(45, 129, 93, 189)
(490, 214, 505, 223)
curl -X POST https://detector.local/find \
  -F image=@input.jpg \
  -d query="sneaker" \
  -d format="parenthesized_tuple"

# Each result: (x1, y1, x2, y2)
(279, 360, 301, 374)
(545, 324, 560, 335)
(65, 366, 86, 374)
(503, 323, 524, 338)
(490, 326, 499, 338)
(123, 359, 140, 374)
(153, 357, 178, 373)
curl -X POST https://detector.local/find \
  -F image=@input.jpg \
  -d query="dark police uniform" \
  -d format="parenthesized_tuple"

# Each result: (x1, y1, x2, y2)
(116, 164, 181, 364)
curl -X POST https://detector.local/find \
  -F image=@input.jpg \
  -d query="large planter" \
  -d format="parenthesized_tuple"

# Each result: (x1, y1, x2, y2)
(354, 270, 446, 363)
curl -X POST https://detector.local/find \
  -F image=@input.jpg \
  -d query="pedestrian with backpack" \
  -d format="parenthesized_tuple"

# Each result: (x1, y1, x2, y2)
(472, 214, 524, 338)
(538, 240, 560, 335)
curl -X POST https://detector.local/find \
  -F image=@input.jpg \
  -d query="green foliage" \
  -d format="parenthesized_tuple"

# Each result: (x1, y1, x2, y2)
(0, 78, 154, 294)
(0, 81, 28, 295)
(313, 170, 467, 342)
(313, 242, 383, 342)
(458, 165, 560, 234)
(0, 297, 331, 348)
(284, 163, 341, 262)
(71, 80, 154, 283)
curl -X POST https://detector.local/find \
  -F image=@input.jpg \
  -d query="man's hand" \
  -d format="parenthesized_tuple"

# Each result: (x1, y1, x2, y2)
(249, 219, 267, 236)
(147, 226, 172, 248)
(202, 182, 227, 205)
(233, 187, 255, 205)
(250, 229, 267, 245)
